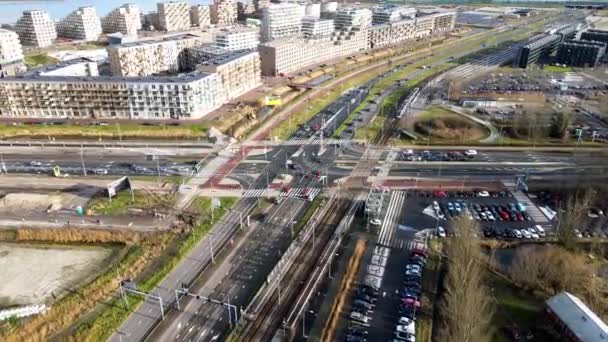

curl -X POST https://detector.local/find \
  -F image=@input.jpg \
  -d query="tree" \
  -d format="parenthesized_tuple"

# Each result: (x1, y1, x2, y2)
(439, 218, 495, 342)
(557, 189, 595, 249)
(550, 111, 573, 140)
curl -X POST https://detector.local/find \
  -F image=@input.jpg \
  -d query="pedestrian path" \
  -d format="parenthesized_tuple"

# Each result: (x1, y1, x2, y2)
(512, 190, 550, 225)
(377, 190, 406, 248)
(278, 187, 322, 199)
(286, 138, 349, 145)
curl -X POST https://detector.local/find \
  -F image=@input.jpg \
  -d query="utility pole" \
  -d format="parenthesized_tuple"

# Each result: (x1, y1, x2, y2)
(209, 233, 215, 264)
(80, 149, 87, 176)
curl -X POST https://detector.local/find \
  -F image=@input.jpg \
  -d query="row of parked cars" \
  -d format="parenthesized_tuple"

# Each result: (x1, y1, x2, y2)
(399, 149, 477, 162)
(482, 225, 546, 239)
(391, 249, 428, 342)
(433, 201, 533, 223)
(346, 284, 379, 342)
(420, 189, 513, 198)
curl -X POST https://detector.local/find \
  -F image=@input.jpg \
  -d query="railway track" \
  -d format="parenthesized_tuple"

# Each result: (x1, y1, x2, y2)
(239, 198, 350, 341)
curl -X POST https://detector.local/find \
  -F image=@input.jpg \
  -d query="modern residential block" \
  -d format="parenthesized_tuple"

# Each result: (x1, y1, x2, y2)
(15, 10, 57, 48)
(215, 27, 259, 51)
(101, 4, 142, 37)
(301, 17, 334, 40)
(107, 34, 206, 76)
(334, 8, 372, 30)
(556, 40, 606, 67)
(368, 12, 456, 49)
(237, 1, 256, 20)
(56, 7, 102, 41)
(211, 0, 238, 26)
(261, 3, 304, 42)
(196, 49, 261, 101)
(372, 6, 416, 25)
(158, 2, 191, 32)
(190, 5, 211, 27)
(0, 29, 25, 76)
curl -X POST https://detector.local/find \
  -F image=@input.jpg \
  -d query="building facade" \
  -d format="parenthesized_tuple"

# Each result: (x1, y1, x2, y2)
(0, 29, 25, 77)
(107, 34, 206, 76)
(581, 29, 608, 45)
(190, 5, 211, 27)
(514, 34, 561, 68)
(237, 1, 256, 20)
(368, 11, 456, 49)
(556, 40, 606, 67)
(302, 17, 334, 40)
(57, 7, 102, 41)
(211, 0, 238, 26)
(261, 3, 304, 42)
(372, 6, 416, 25)
(259, 28, 367, 76)
(334, 8, 372, 30)
(196, 49, 261, 101)
(101, 4, 142, 37)
(215, 27, 259, 51)
(15, 10, 57, 48)
(158, 2, 191, 32)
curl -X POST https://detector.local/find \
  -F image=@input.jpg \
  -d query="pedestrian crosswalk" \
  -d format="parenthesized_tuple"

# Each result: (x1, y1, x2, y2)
(242, 188, 270, 197)
(377, 190, 406, 248)
(279, 187, 322, 199)
(512, 190, 550, 225)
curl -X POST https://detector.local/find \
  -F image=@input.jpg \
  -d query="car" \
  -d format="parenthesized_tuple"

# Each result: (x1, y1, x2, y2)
(477, 191, 490, 197)
(436, 210, 445, 220)
(521, 229, 532, 239)
(588, 208, 603, 218)
(346, 334, 367, 342)
(472, 211, 481, 220)
(447, 202, 454, 211)
(433, 190, 447, 197)
(480, 212, 487, 221)
(515, 212, 524, 221)
(94, 168, 108, 175)
(464, 149, 478, 156)
(401, 297, 421, 308)
(437, 226, 446, 238)
(354, 299, 375, 310)
(512, 229, 523, 239)
(370, 218, 382, 226)
(405, 269, 421, 277)
(486, 212, 495, 221)
(394, 331, 415, 342)
(396, 323, 415, 335)
(454, 202, 462, 212)
(357, 294, 377, 304)
(350, 311, 371, 325)
(534, 225, 546, 237)
(432, 201, 440, 210)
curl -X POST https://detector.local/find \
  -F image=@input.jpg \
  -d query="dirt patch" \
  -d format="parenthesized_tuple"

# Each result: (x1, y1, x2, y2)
(0, 243, 115, 308)
(415, 116, 486, 141)
(0, 193, 64, 213)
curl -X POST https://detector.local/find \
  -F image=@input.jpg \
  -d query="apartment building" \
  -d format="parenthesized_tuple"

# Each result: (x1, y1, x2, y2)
(101, 4, 142, 37)
(368, 12, 456, 49)
(253, 0, 271, 14)
(15, 10, 57, 48)
(259, 28, 367, 76)
(196, 49, 261, 101)
(261, 3, 304, 42)
(302, 17, 334, 40)
(372, 6, 416, 25)
(158, 2, 191, 32)
(57, 7, 102, 41)
(334, 8, 372, 30)
(237, 1, 256, 20)
(190, 5, 211, 27)
(108, 34, 206, 76)
(0, 29, 25, 77)
(211, 0, 238, 26)
(0, 72, 220, 120)
(556, 40, 606, 67)
(215, 27, 259, 50)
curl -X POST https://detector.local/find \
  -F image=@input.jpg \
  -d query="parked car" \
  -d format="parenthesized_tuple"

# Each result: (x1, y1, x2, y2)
(370, 219, 382, 226)
(437, 226, 446, 238)
(534, 225, 546, 237)
(350, 311, 371, 325)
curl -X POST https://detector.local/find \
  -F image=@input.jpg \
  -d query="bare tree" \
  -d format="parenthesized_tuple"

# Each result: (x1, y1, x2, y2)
(557, 189, 596, 249)
(439, 218, 495, 342)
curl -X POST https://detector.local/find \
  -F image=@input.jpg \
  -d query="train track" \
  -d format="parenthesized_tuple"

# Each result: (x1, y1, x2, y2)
(239, 198, 350, 342)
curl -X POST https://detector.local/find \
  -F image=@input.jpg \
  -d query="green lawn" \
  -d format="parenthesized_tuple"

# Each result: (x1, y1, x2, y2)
(354, 116, 386, 141)
(24, 52, 58, 68)
(0, 123, 208, 140)
(543, 65, 573, 73)
(86, 190, 175, 216)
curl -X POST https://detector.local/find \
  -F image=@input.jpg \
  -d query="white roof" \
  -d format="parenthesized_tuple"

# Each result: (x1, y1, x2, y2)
(546, 292, 608, 342)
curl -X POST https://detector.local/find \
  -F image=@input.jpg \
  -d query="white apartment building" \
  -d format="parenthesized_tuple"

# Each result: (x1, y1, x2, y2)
(372, 6, 417, 25)
(190, 5, 211, 27)
(334, 8, 372, 30)
(101, 4, 142, 37)
(0, 29, 25, 76)
(57, 7, 102, 41)
(261, 3, 304, 42)
(368, 11, 457, 49)
(108, 34, 206, 76)
(301, 17, 334, 40)
(211, 0, 237, 26)
(15, 10, 57, 48)
(158, 2, 191, 32)
(215, 27, 259, 50)
(259, 29, 367, 76)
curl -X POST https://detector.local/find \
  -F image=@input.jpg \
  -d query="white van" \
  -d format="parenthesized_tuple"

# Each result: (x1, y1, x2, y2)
(534, 225, 546, 237)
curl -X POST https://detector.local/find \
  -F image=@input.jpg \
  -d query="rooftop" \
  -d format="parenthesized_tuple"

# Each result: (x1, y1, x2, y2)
(110, 33, 201, 49)
(2, 69, 213, 84)
(546, 292, 608, 342)
(198, 49, 257, 66)
(23, 58, 96, 77)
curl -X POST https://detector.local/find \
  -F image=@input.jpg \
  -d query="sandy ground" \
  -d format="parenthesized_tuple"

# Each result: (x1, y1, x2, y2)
(0, 243, 114, 307)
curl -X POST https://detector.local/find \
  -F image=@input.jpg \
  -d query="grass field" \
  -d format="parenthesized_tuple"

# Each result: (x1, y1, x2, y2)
(0, 123, 208, 140)
(543, 65, 573, 73)
(24, 52, 58, 68)
(354, 116, 386, 141)
(86, 190, 175, 216)
(411, 106, 489, 142)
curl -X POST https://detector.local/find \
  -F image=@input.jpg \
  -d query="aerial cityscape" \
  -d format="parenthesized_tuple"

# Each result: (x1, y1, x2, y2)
(0, 0, 608, 341)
